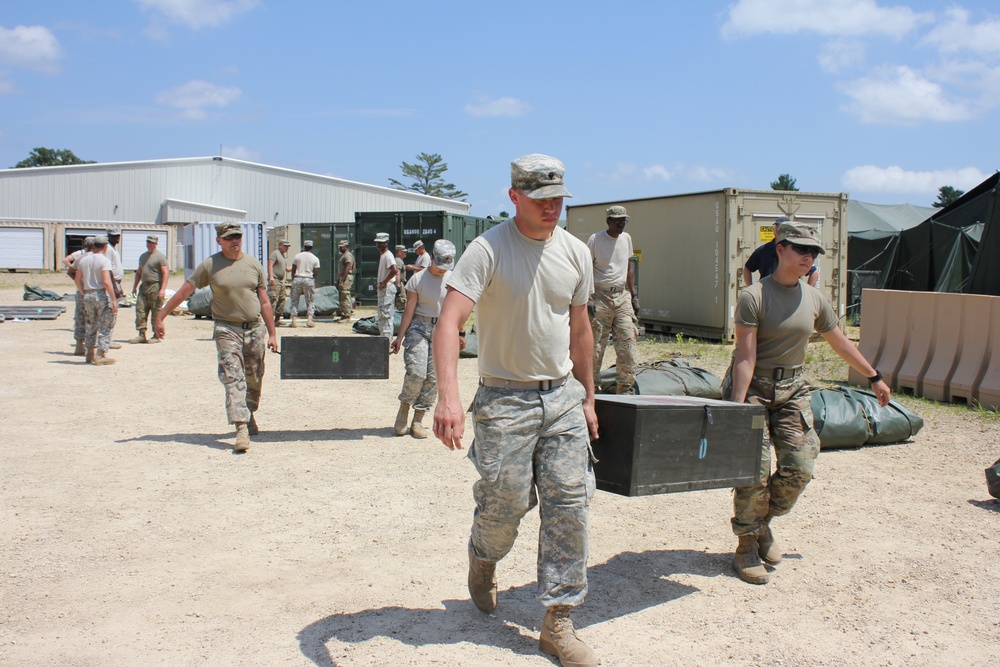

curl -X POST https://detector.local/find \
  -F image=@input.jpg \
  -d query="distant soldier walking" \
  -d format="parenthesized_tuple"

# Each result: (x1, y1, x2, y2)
(587, 204, 639, 394)
(73, 235, 119, 366)
(130, 235, 169, 344)
(336, 240, 355, 322)
(268, 240, 291, 326)
(65, 236, 95, 356)
(374, 233, 398, 341)
(390, 239, 460, 439)
(155, 223, 279, 453)
(289, 240, 320, 328)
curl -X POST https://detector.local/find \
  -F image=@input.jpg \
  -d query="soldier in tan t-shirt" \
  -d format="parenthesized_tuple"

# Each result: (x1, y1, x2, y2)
(155, 223, 278, 453)
(725, 221, 890, 586)
(130, 235, 169, 344)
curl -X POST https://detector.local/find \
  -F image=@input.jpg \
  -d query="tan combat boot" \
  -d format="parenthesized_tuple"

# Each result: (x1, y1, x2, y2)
(234, 423, 250, 452)
(539, 606, 598, 667)
(74, 341, 85, 356)
(306, 314, 315, 328)
(290, 318, 298, 328)
(147, 335, 161, 344)
(758, 520, 782, 565)
(733, 534, 769, 584)
(129, 332, 148, 344)
(109, 342, 122, 350)
(394, 403, 410, 436)
(85, 348, 95, 364)
(247, 413, 259, 435)
(410, 409, 428, 439)
(93, 350, 116, 366)
(468, 546, 497, 613)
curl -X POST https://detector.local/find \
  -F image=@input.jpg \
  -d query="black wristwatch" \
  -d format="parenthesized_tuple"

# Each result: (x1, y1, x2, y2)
(868, 371, 883, 385)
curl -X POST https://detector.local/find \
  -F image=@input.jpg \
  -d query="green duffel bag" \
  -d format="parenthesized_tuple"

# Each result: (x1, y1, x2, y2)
(351, 311, 402, 336)
(811, 386, 924, 449)
(598, 359, 723, 398)
(185, 286, 213, 318)
(282, 285, 341, 317)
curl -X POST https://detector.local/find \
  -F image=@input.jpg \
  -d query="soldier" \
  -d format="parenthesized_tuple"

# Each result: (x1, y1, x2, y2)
(390, 240, 462, 439)
(268, 239, 291, 326)
(65, 236, 95, 356)
(743, 217, 818, 287)
(394, 244, 408, 311)
(374, 233, 398, 341)
(726, 221, 891, 585)
(433, 154, 600, 667)
(587, 204, 640, 394)
(154, 222, 279, 453)
(130, 235, 169, 344)
(105, 226, 124, 350)
(406, 239, 432, 275)
(73, 235, 119, 366)
(336, 240, 355, 322)
(289, 239, 320, 328)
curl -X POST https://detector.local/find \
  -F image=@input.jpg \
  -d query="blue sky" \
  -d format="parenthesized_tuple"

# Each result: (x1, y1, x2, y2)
(2, 1, 998, 217)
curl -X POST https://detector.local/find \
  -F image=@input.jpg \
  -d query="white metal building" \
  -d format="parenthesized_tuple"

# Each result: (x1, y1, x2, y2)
(0, 156, 470, 271)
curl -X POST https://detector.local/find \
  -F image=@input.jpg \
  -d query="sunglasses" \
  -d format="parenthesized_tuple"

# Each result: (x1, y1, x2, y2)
(786, 242, 819, 258)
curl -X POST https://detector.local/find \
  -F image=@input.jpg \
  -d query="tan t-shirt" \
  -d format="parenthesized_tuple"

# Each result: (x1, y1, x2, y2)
(377, 249, 396, 285)
(735, 276, 839, 371)
(292, 251, 320, 278)
(338, 251, 355, 278)
(447, 218, 592, 382)
(587, 230, 633, 290)
(188, 252, 266, 323)
(78, 251, 113, 291)
(269, 250, 287, 280)
(138, 249, 168, 285)
(405, 269, 449, 318)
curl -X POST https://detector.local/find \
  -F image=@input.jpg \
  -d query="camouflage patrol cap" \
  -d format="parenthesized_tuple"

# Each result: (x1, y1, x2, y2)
(94, 235, 109, 246)
(278, 239, 290, 246)
(412, 240, 424, 250)
(304, 240, 313, 248)
(432, 239, 456, 270)
(606, 205, 628, 219)
(395, 245, 407, 252)
(106, 226, 121, 236)
(146, 235, 159, 243)
(374, 232, 389, 243)
(215, 222, 242, 238)
(510, 153, 572, 200)
(776, 221, 825, 254)
(338, 240, 349, 248)
(83, 236, 96, 248)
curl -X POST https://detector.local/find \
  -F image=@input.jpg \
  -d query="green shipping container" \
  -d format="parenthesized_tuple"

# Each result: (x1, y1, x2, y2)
(354, 211, 501, 305)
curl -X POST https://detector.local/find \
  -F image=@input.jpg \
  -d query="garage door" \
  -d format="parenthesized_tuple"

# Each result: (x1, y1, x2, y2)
(0, 227, 45, 269)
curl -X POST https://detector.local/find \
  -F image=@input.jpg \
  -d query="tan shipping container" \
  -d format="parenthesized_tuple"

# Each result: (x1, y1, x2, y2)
(566, 188, 848, 341)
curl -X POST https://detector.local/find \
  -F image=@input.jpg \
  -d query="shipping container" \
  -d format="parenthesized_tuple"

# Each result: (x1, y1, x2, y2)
(268, 223, 357, 286)
(353, 211, 501, 304)
(183, 221, 267, 280)
(566, 189, 848, 341)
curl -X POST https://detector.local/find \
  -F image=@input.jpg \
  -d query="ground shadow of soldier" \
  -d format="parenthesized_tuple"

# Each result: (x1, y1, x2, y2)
(297, 548, 721, 667)
(117, 427, 395, 451)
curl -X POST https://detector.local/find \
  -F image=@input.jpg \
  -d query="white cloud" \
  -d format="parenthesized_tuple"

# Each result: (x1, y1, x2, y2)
(923, 7, 1000, 57)
(641, 163, 731, 183)
(155, 80, 242, 120)
(722, 0, 931, 39)
(465, 95, 530, 117)
(0, 25, 61, 72)
(221, 145, 260, 161)
(842, 164, 988, 195)
(838, 65, 972, 124)
(132, 0, 259, 29)
(644, 164, 673, 181)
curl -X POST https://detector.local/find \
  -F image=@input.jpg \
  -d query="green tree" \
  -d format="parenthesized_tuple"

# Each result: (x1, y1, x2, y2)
(14, 147, 96, 168)
(389, 152, 468, 201)
(770, 173, 799, 191)
(498, 210, 510, 218)
(932, 185, 964, 208)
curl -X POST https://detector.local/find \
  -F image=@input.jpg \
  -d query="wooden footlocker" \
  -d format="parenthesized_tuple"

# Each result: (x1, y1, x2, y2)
(592, 395, 767, 497)
(279, 336, 389, 380)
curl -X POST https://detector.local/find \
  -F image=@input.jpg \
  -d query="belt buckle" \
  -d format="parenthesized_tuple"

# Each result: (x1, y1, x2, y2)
(773, 367, 785, 381)
(539, 379, 552, 391)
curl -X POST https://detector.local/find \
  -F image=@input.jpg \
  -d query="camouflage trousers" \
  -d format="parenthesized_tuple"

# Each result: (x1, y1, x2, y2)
(74, 291, 86, 342)
(268, 280, 288, 323)
(723, 369, 820, 536)
(590, 288, 638, 393)
(83, 291, 115, 354)
(377, 284, 396, 339)
(289, 277, 315, 318)
(398, 316, 437, 410)
(468, 377, 596, 608)
(135, 282, 163, 334)
(337, 275, 354, 318)
(214, 320, 267, 425)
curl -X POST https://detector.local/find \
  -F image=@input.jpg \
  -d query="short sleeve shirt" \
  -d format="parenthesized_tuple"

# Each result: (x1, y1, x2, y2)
(744, 241, 778, 279)
(292, 251, 320, 277)
(138, 249, 168, 285)
(105, 245, 124, 281)
(405, 269, 449, 318)
(78, 252, 113, 291)
(188, 252, 266, 323)
(415, 253, 432, 271)
(269, 250, 287, 280)
(734, 276, 839, 371)
(377, 249, 396, 284)
(587, 230, 633, 290)
(447, 218, 592, 381)
(338, 251, 355, 277)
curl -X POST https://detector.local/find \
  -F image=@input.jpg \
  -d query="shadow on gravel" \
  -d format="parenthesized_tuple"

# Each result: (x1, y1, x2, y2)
(297, 549, 710, 667)
(968, 498, 1000, 513)
(117, 427, 395, 450)
(117, 432, 232, 451)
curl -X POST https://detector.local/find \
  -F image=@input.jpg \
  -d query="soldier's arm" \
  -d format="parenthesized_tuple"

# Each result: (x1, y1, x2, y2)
(569, 303, 599, 441)
(730, 324, 757, 403)
(159, 265, 169, 298)
(432, 288, 474, 451)
(821, 327, 890, 406)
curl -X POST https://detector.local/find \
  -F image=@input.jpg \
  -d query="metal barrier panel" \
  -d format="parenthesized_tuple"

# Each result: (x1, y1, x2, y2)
(976, 299, 1000, 411)
(921, 293, 965, 402)
(849, 289, 889, 387)
(949, 294, 994, 405)
(896, 292, 938, 395)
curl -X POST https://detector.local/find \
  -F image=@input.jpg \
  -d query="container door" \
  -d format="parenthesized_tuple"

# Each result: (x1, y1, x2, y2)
(303, 225, 335, 286)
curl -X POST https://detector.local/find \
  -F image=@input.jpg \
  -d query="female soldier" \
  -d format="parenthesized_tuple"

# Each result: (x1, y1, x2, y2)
(727, 220, 890, 585)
